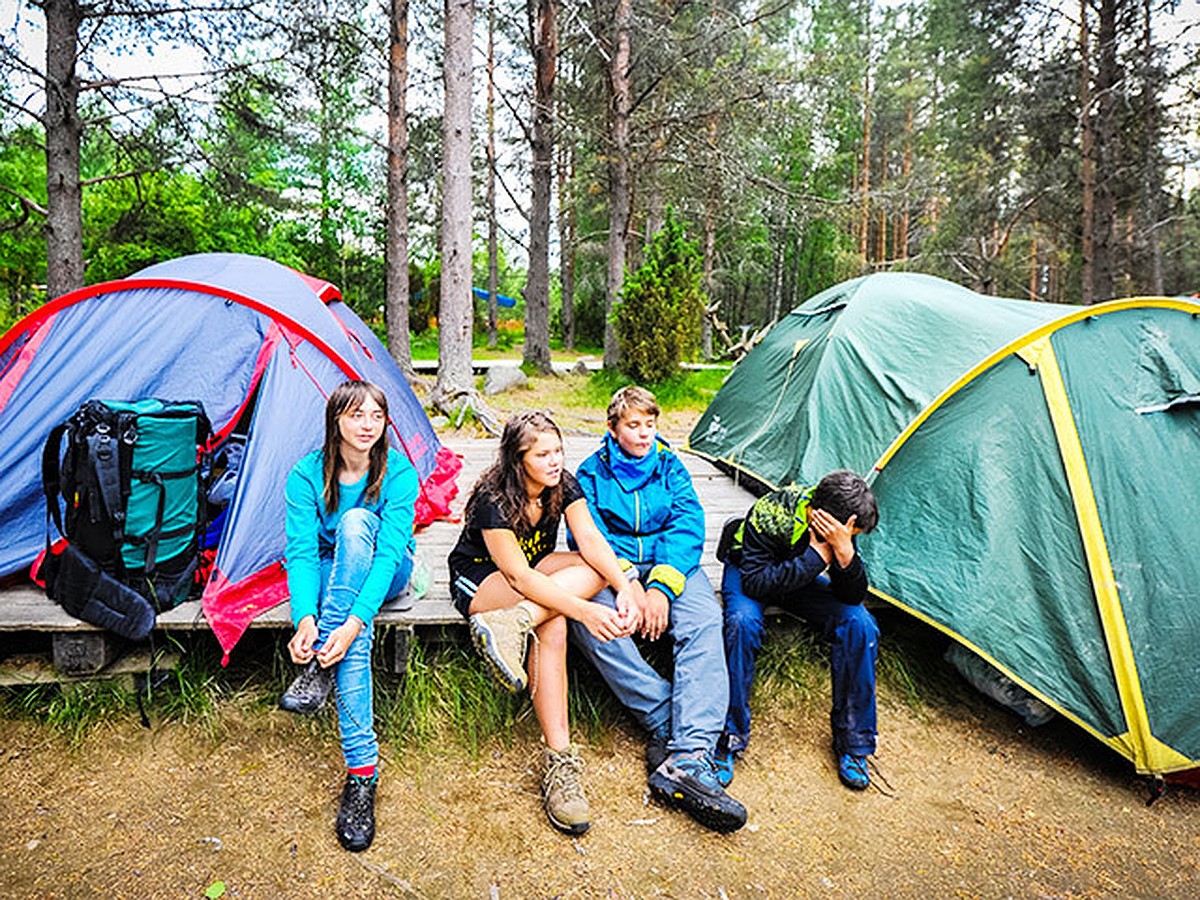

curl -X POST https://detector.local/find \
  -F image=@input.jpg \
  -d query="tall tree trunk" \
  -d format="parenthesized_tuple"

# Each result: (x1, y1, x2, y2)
(434, 0, 475, 411)
(859, 62, 871, 263)
(603, 0, 631, 370)
(876, 127, 887, 263)
(556, 134, 576, 350)
(524, 0, 556, 374)
(643, 122, 665, 246)
(43, 0, 85, 299)
(1092, 0, 1121, 302)
(486, 1, 499, 349)
(1029, 225, 1040, 300)
(1139, 0, 1163, 295)
(1080, 0, 1096, 303)
(897, 97, 912, 261)
(702, 183, 717, 361)
(385, 0, 414, 374)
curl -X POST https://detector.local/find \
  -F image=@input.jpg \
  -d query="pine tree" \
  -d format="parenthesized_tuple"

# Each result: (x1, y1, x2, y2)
(615, 208, 706, 383)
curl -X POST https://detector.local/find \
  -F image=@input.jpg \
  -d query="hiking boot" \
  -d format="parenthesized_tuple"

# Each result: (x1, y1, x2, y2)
(542, 745, 590, 835)
(335, 773, 377, 852)
(649, 750, 747, 833)
(645, 720, 671, 775)
(837, 753, 870, 791)
(279, 659, 334, 714)
(469, 606, 534, 693)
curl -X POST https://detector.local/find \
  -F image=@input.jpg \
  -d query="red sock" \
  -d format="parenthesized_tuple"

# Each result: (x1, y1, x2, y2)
(347, 764, 376, 779)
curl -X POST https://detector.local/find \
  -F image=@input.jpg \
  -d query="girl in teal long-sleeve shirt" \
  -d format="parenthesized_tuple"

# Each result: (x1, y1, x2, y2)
(280, 380, 417, 853)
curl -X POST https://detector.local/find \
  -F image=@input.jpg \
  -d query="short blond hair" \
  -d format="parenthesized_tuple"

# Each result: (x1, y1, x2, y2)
(607, 385, 660, 429)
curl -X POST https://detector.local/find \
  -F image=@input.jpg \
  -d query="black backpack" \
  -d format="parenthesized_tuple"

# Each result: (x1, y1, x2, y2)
(41, 399, 212, 638)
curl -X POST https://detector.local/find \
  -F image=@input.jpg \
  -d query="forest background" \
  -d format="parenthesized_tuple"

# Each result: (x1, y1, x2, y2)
(2, 0, 1199, 399)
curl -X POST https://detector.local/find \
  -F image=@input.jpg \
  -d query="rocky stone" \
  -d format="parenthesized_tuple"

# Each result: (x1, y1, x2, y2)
(484, 365, 528, 395)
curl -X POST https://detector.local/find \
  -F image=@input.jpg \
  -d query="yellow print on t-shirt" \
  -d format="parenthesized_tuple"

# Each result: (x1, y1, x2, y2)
(520, 530, 550, 561)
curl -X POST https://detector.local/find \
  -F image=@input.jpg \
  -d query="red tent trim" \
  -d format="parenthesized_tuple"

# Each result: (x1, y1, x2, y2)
(0, 312, 57, 416)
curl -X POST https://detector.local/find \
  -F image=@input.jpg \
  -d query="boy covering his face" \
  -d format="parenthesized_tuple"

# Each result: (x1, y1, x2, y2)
(719, 470, 880, 791)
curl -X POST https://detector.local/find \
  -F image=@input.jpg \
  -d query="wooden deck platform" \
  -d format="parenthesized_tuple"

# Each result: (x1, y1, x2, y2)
(0, 436, 755, 676)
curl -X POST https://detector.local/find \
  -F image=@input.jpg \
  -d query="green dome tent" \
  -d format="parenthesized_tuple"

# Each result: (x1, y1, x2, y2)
(688, 273, 1200, 778)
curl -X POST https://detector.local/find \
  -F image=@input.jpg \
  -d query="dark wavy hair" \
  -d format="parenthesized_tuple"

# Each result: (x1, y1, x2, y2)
(465, 410, 564, 539)
(811, 470, 879, 533)
(322, 380, 390, 514)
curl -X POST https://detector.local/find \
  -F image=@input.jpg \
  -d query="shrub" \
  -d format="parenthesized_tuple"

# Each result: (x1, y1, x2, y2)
(615, 208, 706, 383)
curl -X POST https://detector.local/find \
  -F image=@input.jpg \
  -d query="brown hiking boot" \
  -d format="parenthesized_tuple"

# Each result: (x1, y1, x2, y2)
(469, 605, 534, 692)
(542, 745, 590, 835)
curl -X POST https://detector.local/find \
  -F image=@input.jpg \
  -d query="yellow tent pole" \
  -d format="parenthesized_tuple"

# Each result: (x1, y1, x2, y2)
(1031, 337, 1159, 771)
(873, 296, 1200, 473)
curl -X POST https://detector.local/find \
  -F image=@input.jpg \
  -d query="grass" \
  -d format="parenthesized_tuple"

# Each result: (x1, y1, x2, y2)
(0, 610, 958, 759)
(570, 368, 731, 415)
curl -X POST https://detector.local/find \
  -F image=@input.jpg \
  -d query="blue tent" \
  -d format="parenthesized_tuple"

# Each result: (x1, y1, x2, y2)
(472, 287, 517, 307)
(0, 253, 460, 659)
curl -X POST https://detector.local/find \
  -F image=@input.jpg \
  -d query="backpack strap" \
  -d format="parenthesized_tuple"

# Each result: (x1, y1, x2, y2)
(86, 423, 126, 541)
(127, 464, 198, 576)
(41, 422, 69, 538)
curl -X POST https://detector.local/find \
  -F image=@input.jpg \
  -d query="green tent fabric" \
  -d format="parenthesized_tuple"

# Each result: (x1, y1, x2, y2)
(688, 272, 1200, 777)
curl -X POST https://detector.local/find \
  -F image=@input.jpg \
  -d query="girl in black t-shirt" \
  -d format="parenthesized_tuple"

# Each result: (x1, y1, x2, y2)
(448, 410, 642, 835)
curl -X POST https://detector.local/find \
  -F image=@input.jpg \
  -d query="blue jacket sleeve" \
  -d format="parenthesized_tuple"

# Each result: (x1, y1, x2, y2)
(572, 456, 616, 548)
(284, 457, 323, 627)
(644, 452, 705, 600)
(351, 452, 419, 625)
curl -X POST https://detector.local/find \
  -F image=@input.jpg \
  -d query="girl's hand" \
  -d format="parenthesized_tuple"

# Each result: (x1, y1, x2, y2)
(317, 617, 364, 667)
(288, 616, 318, 664)
(580, 600, 634, 643)
(615, 580, 645, 633)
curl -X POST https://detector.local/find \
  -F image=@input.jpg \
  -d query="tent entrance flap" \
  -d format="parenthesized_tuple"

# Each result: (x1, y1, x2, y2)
(1133, 325, 1200, 413)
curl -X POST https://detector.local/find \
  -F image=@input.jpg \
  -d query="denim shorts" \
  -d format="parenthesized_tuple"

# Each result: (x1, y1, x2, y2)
(449, 559, 499, 617)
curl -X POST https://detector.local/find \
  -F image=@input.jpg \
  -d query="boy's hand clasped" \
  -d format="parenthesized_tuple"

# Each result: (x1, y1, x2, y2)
(808, 508, 859, 568)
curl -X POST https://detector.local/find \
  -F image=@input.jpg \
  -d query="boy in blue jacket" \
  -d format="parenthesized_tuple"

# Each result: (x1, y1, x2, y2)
(571, 386, 746, 833)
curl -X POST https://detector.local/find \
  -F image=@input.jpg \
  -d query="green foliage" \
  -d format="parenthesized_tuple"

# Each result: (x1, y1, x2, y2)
(2, 680, 138, 748)
(615, 208, 707, 383)
(580, 367, 731, 414)
(752, 618, 827, 711)
(0, 124, 48, 328)
(378, 639, 525, 754)
(567, 290, 608, 349)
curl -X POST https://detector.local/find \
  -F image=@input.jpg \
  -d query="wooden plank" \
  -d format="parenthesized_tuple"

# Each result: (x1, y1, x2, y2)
(0, 437, 756, 634)
(0, 649, 180, 687)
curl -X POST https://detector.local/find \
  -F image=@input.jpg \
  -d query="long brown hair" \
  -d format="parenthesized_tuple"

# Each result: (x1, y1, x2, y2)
(322, 380, 390, 513)
(465, 410, 564, 539)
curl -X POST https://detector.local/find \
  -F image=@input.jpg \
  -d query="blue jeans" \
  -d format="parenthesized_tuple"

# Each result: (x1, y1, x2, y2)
(722, 563, 878, 758)
(569, 568, 727, 755)
(316, 508, 413, 769)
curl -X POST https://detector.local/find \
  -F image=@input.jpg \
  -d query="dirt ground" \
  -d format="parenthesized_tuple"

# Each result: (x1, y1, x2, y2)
(3, 381, 1199, 899)
(2, 646, 1199, 900)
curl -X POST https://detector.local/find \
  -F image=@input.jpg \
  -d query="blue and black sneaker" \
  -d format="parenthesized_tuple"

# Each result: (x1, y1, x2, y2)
(649, 750, 747, 833)
(837, 753, 870, 791)
(713, 741, 736, 788)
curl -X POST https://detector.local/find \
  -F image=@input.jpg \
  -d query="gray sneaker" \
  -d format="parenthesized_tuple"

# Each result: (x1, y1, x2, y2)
(649, 749, 747, 833)
(279, 659, 334, 714)
(469, 606, 534, 693)
(542, 745, 590, 835)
